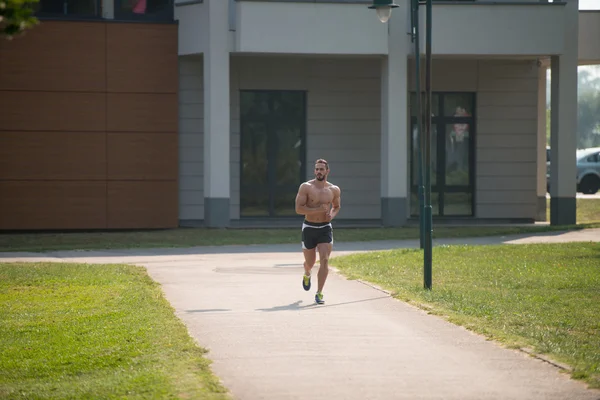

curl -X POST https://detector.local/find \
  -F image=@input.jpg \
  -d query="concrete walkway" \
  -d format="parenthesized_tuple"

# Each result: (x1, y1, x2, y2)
(1, 229, 600, 400)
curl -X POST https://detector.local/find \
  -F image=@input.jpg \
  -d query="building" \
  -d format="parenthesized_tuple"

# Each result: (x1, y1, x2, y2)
(1, 0, 599, 230)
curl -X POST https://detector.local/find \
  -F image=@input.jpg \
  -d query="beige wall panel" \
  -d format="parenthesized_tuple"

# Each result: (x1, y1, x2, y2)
(477, 204, 537, 219)
(0, 132, 106, 180)
(408, 59, 478, 91)
(478, 162, 537, 177)
(475, 60, 539, 219)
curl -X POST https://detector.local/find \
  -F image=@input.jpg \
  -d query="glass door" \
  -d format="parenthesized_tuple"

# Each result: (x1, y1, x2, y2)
(240, 91, 306, 217)
(410, 92, 475, 217)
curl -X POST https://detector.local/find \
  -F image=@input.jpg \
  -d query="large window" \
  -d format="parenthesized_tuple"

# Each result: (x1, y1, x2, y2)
(115, 0, 173, 20)
(240, 91, 307, 218)
(410, 92, 476, 217)
(32, 0, 173, 20)
(33, 0, 100, 18)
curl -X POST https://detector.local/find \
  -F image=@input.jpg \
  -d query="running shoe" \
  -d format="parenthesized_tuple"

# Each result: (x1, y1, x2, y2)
(315, 292, 324, 305)
(302, 274, 311, 291)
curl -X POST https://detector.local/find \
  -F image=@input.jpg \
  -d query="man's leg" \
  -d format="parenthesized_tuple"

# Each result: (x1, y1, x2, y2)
(315, 243, 332, 299)
(302, 249, 316, 291)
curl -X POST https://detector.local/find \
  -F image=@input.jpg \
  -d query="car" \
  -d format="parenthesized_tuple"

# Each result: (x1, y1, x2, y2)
(576, 147, 600, 194)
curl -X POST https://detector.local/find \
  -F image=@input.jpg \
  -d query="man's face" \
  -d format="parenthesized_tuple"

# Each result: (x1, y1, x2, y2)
(314, 163, 328, 181)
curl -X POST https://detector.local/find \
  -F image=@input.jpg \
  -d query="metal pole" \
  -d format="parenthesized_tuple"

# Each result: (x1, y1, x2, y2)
(423, 0, 433, 290)
(412, 0, 425, 249)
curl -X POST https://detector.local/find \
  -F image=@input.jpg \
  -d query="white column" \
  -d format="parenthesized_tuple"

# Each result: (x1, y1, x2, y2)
(549, 0, 578, 225)
(204, 0, 231, 227)
(381, 7, 410, 226)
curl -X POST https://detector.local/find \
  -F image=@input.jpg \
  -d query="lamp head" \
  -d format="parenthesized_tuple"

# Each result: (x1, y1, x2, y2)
(368, 0, 399, 23)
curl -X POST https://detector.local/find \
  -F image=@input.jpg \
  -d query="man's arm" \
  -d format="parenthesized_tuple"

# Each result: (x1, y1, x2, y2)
(327, 186, 341, 221)
(295, 183, 327, 215)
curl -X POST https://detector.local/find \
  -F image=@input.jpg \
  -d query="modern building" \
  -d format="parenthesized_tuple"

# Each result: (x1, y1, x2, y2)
(1, 0, 599, 230)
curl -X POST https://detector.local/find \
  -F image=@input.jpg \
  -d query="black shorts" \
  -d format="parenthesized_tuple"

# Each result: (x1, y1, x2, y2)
(301, 220, 333, 250)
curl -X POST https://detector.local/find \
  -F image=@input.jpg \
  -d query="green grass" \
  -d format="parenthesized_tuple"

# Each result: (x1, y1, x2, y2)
(331, 242, 600, 388)
(1, 224, 599, 253)
(1, 199, 598, 253)
(571, 198, 600, 223)
(0, 262, 230, 399)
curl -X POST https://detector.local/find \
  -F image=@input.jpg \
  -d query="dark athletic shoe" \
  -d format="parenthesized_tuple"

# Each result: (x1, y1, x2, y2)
(302, 274, 311, 291)
(315, 292, 324, 305)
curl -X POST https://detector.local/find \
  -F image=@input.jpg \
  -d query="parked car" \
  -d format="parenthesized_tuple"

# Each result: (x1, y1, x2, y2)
(576, 147, 600, 194)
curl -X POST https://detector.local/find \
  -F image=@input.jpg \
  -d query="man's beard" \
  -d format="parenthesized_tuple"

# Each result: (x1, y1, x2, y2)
(316, 174, 325, 181)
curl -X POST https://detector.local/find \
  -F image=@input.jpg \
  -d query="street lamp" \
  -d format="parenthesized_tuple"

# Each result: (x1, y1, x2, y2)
(368, 0, 399, 23)
(369, 0, 433, 290)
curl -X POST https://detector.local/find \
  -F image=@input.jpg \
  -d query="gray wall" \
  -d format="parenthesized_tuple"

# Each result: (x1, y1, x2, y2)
(477, 60, 539, 219)
(179, 55, 541, 222)
(408, 59, 540, 219)
(230, 55, 382, 220)
(178, 56, 204, 220)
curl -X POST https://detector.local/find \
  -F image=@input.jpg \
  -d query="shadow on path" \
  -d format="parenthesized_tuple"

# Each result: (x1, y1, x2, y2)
(255, 296, 390, 312)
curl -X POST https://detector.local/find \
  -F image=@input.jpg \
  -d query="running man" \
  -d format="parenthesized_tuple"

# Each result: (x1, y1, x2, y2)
(295, 159, 341, 304)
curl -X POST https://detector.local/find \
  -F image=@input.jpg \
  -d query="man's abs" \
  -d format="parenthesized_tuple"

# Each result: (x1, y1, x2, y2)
(305, 215, 329, 224)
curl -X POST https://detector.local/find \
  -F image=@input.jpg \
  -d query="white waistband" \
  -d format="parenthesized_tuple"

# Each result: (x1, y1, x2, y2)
(302, 222, 332, 230)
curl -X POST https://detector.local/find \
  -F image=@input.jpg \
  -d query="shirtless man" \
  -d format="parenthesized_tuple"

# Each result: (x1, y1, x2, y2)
(295, 159, 341, 304)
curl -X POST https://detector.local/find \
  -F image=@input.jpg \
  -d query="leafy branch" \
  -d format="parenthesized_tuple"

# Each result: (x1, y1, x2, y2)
(0, 0, 40, 39)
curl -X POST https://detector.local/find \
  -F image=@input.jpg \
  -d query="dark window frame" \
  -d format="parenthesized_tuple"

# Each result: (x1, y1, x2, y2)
(409, 91, 477, 217)
(33, 0, 174, 21)
(33, 0, 102, 19)
(239, 89, 308, 218)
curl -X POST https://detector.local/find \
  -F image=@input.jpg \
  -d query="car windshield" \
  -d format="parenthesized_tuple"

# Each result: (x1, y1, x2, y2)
(577, 148, 600, 162)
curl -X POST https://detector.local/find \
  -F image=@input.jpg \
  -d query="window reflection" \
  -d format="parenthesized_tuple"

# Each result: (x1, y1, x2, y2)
(445, 123, 470, 186)
(240, 91, 306, 217)
(120, 0, 170, 15)
(410, 92, 475, 217)
(34, 0, 98, 16)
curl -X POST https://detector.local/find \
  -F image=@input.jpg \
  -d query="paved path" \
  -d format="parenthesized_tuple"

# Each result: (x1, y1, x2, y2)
(2, 229, 600, 400)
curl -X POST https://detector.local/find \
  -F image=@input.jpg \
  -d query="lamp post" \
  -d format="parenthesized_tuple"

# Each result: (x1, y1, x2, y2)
(369, 0, 433, 290)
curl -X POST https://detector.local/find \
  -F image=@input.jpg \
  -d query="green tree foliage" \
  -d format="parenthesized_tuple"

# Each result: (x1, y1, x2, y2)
(0, 0, 39, 39)
(577, 69, 600, 148)
(547, 67, 600, 149)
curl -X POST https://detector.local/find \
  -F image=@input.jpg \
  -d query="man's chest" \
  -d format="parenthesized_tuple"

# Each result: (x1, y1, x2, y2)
(308, 188, 333, 203)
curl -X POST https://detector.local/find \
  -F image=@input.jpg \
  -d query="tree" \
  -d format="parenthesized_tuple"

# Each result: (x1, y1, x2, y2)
(577, 68, 600, 149)
(578, 90, 600, 149)
(546, 66, 600, 149)
(0, 0, 39, 39)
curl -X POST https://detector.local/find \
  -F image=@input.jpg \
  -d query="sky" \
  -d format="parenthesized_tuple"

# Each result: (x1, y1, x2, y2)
(579, 0, 600, 10)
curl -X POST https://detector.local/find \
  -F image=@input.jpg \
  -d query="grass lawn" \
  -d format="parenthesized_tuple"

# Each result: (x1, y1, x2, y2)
(0, 262, 229, 399)
(330, 242, 600, 388)
(553, 198, 600, 223)
(1, 199, 598, 253)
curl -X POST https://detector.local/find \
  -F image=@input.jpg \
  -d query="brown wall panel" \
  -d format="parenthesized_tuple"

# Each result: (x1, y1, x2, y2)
(107, 181, 178, 229)
(107, 133, 177, 180)
(1, 21, 179, 230)
(0, 22, 106, 92)
(0, 181, 107, 230)
(0, 132, 106, 180)
(107, 24, 178, 93)
(1, 92, 106, 132)
(107, 93, 177, 132)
